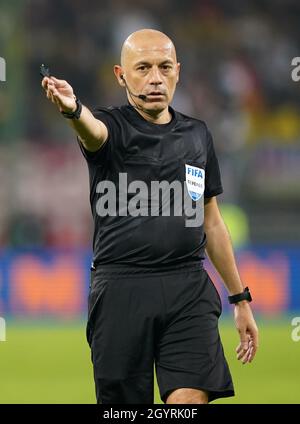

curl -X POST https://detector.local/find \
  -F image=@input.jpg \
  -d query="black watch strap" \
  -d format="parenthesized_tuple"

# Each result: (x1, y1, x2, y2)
(228, 286, 252, 304)
(61, 97, 82, 119)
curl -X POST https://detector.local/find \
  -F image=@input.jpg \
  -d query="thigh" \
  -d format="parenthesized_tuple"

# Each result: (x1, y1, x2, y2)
(87, 271, 165, 403)
(155, 268, 234, 403)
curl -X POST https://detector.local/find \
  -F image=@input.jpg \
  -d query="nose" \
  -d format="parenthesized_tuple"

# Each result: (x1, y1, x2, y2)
(148, 66, 163, 85)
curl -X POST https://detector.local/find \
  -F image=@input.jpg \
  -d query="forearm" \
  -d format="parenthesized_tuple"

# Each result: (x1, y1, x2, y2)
(68, 105, 108, 152)
(206, 219, 258, 363)
(205, 218, 244, 295)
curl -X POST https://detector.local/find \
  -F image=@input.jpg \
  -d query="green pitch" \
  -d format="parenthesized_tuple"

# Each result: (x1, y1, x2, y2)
(0, 318, 299, 403)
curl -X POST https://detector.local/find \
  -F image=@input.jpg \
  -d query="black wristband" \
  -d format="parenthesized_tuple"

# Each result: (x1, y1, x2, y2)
(228, 287, 252, 304)
(61, 97, 82, 120)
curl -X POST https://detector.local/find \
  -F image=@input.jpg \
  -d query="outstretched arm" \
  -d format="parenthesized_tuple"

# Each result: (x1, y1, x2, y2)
(204, 196, 259, 364)
(41, 76, 108, 152)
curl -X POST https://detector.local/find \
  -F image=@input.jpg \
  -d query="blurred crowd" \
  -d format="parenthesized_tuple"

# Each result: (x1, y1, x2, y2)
(0, 0, 300, 248)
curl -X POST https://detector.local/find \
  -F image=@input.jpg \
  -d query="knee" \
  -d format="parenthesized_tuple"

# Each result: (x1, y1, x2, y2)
(165, 388, 209, 404)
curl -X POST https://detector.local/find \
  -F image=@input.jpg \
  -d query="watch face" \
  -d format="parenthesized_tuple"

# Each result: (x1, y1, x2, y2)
(61, 99, 82, 119)
(246, 291, 252, 302)
(228, 288, 252, 304)
(73, 99, 82, 119)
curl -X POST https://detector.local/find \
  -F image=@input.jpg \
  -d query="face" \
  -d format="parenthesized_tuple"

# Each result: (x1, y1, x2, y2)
(115, 36, 180, 114)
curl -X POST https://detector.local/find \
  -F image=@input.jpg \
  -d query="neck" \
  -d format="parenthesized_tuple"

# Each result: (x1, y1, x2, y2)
(129, 100, 172, 124)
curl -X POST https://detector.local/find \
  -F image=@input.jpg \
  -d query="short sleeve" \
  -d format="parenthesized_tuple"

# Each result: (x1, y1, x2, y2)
(204, 128, 223, 198)
(77, 107, 118, 165)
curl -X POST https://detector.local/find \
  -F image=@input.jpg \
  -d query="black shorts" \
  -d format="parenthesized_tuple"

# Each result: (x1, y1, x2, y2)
(86, 262, 234, 404)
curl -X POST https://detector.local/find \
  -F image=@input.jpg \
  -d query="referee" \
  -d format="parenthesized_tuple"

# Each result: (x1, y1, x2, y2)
(42, 29, 259, 404)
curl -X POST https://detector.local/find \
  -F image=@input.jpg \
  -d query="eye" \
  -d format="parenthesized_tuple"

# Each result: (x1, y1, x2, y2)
(137, 65, 147, 71)
(161, 65, 172, 71)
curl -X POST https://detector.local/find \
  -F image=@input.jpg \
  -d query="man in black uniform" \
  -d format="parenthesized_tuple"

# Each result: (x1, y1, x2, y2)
(42, 29, 258, 404)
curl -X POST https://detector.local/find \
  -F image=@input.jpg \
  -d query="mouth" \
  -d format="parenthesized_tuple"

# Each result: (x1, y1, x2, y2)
(146, 92, 165, 100)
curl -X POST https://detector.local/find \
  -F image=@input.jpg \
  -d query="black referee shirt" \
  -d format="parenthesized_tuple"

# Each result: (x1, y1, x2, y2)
(78, 104, 223, 267)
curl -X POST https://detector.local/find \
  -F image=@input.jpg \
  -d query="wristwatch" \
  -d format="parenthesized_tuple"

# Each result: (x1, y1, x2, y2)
(61, 97, 82, 119)
(228, 287, 252, 304)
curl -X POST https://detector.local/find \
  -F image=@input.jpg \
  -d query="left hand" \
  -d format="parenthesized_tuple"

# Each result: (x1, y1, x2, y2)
(234, 301, 259, 364)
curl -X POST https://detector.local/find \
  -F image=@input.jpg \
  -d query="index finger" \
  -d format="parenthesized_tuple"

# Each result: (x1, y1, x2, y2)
(50, 76, 68, 88)
(250, 325, 259, 350)
(246, 325, 259, 362)
(41, 76, 50, 89)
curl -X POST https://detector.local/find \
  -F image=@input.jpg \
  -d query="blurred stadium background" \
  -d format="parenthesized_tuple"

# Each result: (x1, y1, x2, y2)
(0, 0, 300, 403)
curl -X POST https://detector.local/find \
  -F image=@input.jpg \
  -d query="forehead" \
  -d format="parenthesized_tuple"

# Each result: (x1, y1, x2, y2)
(125, 45, 176, 66)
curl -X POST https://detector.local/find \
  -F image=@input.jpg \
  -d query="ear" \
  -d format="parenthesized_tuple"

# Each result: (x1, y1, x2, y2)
(114, 65, 126, 87)
(176, 62, 181, 83)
